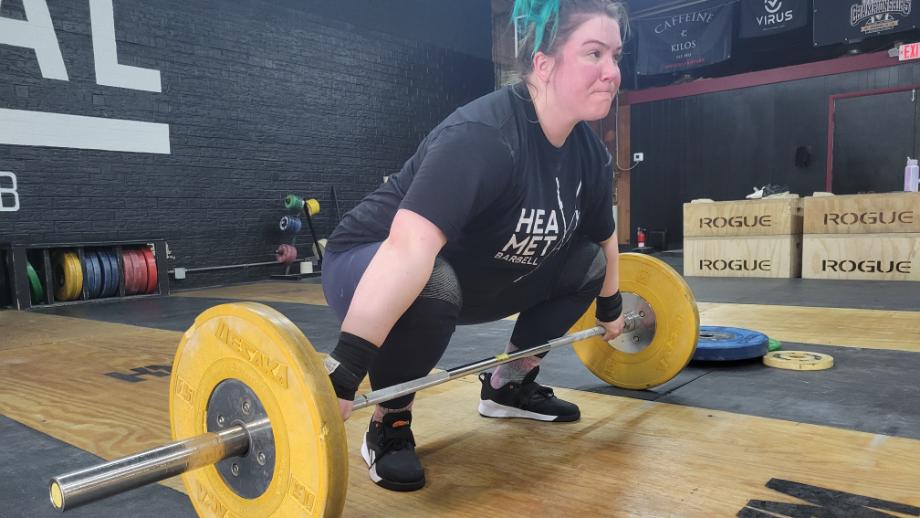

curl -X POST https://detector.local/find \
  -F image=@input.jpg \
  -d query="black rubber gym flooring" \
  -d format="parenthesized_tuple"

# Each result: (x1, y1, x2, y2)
(0, 415, 195, 518)
(658, 253, 920, 311)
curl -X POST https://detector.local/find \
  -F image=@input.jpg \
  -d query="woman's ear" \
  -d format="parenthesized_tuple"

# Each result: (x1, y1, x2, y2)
(531, 51, 555, 84)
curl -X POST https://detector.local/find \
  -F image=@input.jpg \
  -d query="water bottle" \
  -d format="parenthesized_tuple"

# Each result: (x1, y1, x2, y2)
(905, 157, 919, 192)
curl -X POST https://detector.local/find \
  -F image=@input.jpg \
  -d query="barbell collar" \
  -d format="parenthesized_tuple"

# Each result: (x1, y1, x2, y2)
(49, 418, 267, 512)
(623, 311, 642, 331)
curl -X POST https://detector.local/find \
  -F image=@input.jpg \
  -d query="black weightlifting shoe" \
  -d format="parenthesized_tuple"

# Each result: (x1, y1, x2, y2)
(478, 367, 580, 422)
(360, 411, 425, 491)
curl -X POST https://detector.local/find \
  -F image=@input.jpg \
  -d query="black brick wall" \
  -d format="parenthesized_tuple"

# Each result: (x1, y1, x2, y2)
(629, 61, 920, 248)
(0, 0, 494, 289)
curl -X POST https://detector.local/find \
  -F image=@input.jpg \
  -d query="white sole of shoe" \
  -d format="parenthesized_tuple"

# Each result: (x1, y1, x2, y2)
(478, 399, 558, 421)
(361, 433, 426, 491)
(360, 436, 383, 483)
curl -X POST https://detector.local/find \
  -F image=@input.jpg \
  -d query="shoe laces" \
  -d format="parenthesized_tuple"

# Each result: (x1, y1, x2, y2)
(514, 380, 555, 406)
(379, 422, 416, 453)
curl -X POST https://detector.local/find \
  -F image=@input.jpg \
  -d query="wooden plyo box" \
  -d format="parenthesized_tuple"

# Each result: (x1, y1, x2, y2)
(802, 233, 920, 281)
(684, 235, 802, 279)
(804, 193, 920, 235)
(683, 198, 803, 238)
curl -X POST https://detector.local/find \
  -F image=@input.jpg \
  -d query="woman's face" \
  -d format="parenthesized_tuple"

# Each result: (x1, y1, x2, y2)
(544, 15, 623, 122)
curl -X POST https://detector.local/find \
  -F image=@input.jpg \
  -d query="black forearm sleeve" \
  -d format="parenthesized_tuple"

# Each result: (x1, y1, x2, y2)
(595, 291, 623, 322)
(325, 332, 379, 401)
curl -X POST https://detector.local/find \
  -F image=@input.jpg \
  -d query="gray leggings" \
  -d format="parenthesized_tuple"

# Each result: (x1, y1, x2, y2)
(321, 236, 606, 408)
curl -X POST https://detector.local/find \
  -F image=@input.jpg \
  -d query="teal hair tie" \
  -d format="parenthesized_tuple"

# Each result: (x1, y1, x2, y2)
(512, 0, 561, 58)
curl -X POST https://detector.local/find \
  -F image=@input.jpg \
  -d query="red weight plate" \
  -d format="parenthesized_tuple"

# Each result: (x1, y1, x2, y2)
(130, 250, 147, 295)
(125, 250, 142, 295)
(275, 244, 297, 265)
(142, 247, 158, 294)
(122, 250, 137, 295)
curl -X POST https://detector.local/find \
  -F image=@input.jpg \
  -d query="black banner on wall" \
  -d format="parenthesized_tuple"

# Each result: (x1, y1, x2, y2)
(814, 0, 919, 45)
(635, 1, 734, 75)
(740, 0, 809, 38)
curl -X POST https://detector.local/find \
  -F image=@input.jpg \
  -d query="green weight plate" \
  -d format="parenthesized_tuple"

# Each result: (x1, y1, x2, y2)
(284, 194, 304, 210)
(27, 262, 43, 303)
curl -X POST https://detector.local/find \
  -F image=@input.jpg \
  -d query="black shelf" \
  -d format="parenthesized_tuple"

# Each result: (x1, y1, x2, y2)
(1, 239, 170, 310)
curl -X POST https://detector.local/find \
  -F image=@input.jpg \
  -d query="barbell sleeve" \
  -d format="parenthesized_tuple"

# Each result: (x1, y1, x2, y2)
(49, 418, 268, 512)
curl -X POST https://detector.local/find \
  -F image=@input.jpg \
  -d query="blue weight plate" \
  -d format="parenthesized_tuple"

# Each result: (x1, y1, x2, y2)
(96, 250, 111, 297)
(93, 251, 103, 298)
(107, 249, 122, 297)
(83, 251, 98, 299)
(693, 325, 769, 361)
(100, 249, 119, 297)
(110, 249, 123, 296)
(87, 251, 104, 299)
(93, 251, 105, 298)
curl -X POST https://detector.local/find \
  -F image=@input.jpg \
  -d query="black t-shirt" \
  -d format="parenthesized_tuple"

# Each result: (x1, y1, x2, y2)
(327, 82, 615, 284)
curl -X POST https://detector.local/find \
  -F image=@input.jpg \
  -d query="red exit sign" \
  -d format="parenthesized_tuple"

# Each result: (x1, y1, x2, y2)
(899, 43, 920, 61)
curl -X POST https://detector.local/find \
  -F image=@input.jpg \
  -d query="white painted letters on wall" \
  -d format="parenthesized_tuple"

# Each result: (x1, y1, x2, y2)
(89, 0, 161, 92)
(0, 0, 162, 90)
(0, 172, 21, 212)
(0, 0, 170, 153)
(0, 108, 171, 154)
(0, 0, 68, 80)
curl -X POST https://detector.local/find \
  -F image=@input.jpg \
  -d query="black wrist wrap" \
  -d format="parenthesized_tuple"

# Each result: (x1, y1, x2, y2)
(595, 291, 623, 322)
(325, 332, 379, 401)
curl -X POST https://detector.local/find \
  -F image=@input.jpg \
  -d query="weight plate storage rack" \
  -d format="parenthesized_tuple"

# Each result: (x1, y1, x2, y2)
(0, 239, 169, 310)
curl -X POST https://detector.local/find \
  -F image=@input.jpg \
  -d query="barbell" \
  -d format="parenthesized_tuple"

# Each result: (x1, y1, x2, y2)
(49, 253, 699, 517)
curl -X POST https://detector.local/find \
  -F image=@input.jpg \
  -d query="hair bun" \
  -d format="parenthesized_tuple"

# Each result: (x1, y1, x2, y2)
(512, 0, 561, 58)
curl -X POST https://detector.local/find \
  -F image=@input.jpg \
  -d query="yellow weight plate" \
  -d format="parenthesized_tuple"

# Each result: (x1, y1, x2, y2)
(53, 252, 83, 301)
(53, 252, 68, 301)
(570, 253, 699, 389)
(68, 253, 83, 300)
(763, 351, 834, 371)
(305, 198, 320, 217)
(170, 302, 348, 518)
